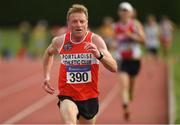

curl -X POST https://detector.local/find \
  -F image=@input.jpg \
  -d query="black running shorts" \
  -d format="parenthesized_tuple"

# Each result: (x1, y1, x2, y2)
(117, 59, 141, 77)
(147, 47, 159, 55)
(57, 96, 99, 120)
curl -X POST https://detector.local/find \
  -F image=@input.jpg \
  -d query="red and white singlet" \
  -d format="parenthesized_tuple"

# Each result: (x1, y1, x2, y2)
(114, 20, 142, 60)
(58, 31, 100, 101)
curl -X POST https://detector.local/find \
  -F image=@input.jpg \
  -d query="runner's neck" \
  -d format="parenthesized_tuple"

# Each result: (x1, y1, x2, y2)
(120, 18, 132, 25)
(70, 31, 88, 44)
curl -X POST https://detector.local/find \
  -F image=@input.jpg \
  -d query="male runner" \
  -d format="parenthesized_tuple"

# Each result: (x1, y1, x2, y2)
(114, 2, 145, 120)
(42, 4, 117, 124)
(144, 14, 160, 59)
(159, 16, 174, 57)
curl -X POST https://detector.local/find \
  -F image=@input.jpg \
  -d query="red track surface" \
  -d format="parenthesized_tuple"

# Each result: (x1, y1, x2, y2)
(0, 58, 169, 124)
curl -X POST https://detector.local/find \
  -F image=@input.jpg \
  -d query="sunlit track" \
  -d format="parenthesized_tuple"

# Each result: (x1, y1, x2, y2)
(0, 73, 42, 99)
(0, 58, 169, 124)
(96, 58, 169, 124)
(0, 59, 42, 89)
(0, 59, 58, 99)
(98, 82, 119, 116)
(3, 95, 56, 124)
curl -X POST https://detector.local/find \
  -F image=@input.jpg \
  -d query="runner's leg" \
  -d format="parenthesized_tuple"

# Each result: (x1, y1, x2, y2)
(78, 115, 96, 124)
(118, 72, 130, 120)
(59, 99, 78, 124)
(118, 72, 130, 106)
(129, 76, 135, 101)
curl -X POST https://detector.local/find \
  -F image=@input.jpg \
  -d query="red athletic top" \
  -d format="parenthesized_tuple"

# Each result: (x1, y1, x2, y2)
(114, 20, 142, 59)
(58, 31, 100, 101)
(115, 21, 134, 35)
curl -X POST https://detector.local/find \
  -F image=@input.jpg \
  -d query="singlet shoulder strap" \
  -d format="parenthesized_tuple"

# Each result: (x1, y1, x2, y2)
(64, 32, 70, 43)
(83, 31, 93, 43)
(59, 32, 70, 54)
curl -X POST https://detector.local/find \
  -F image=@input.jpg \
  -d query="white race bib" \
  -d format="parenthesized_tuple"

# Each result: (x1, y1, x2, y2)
(66, 66, 92, 84)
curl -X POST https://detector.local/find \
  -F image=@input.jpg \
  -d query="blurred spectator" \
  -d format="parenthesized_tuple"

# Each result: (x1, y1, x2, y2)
(98, 17, 115, 51)
(51, 25, 67, 37)
(1, 48, 12, 60)
(17, 21, 31, 59)
(32, 20, 48, 58)
(0, 29, 12, 60)
(144, 14, 160, 60)
(159, 16, 174, 57)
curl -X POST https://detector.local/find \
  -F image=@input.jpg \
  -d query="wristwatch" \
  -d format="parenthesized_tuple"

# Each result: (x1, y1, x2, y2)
(97, 51, 104, 60)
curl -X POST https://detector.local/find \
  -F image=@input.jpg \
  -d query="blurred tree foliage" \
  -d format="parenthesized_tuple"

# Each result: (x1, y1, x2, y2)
(0, 0, 179, 27)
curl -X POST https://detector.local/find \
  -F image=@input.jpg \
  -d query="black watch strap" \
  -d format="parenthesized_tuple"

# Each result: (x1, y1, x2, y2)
(97, 51, 104, 60)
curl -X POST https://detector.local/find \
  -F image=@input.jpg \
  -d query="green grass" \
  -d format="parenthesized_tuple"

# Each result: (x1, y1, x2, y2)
(0, 28, 51, 57)
(174, 61, 180, 123)
(0, 28, 21, 56)
(172, 29, 180, 123)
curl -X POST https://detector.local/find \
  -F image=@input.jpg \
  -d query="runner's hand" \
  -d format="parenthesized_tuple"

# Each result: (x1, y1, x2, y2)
(42, 78, 55, 95)
(84, 42, 100, 58)
(124, 31, 137, 40)
(124, 31, 133, 38)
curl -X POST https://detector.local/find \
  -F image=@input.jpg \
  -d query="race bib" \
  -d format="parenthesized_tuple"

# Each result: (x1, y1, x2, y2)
(120, 44, 133, 59)
(120, 49, 133, 59)
(66, 66, 91, 84)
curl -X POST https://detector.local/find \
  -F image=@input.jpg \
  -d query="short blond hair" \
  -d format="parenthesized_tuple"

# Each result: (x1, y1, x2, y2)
(67, 4, 88, 20)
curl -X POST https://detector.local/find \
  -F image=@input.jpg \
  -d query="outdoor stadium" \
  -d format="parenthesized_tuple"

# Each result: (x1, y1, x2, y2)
(0, 0, 180, 124)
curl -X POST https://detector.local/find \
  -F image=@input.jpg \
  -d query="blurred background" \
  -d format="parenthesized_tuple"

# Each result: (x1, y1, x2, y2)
(0, 0, 180, 124)
(0, 0, 180, 59)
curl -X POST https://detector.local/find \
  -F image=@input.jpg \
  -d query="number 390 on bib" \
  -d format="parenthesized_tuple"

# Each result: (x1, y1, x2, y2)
(66, 66, 92, 84)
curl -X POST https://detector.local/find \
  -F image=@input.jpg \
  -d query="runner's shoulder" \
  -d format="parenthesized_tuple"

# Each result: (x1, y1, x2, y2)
(92, 33, 104, 42)
(52, 33, 66, 48)
(134, 19, 144, 29)
(92, 33, 107, 49)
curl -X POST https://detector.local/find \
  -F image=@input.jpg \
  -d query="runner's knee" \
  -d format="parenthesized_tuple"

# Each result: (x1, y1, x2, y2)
(118, 73, 130, 87)
(60, 100, 78, 124)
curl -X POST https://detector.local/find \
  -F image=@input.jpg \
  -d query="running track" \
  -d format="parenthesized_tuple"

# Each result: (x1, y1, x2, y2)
(0, 58, 169, 124)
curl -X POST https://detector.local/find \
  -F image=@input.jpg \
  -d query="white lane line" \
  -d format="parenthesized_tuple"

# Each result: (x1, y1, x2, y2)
(98, 83, 119, 116)
(168, 59, 176, 124)
(3, 82, 119, 124)
(0, 73, 42, 99)
(3, 95, 57, 124)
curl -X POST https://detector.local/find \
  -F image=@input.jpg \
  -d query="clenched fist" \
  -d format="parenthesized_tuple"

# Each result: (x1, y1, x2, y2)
(84, 42, 100, 59)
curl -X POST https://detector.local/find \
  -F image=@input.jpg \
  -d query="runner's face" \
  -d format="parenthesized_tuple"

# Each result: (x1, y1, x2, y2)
(118, 9, 132, 22)
(68, 12, 88, 38)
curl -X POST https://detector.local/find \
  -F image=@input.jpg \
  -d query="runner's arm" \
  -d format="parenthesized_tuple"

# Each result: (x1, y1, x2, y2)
(43, 37, 60, 79)
(85, 34, 117, 72)
(43, 35, 64, 94)
(125, 20, 145, 44)
(135, 20, 145, 44)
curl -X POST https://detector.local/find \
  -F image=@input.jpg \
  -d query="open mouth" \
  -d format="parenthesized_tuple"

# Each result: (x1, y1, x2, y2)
(75, 29, 82, 32)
